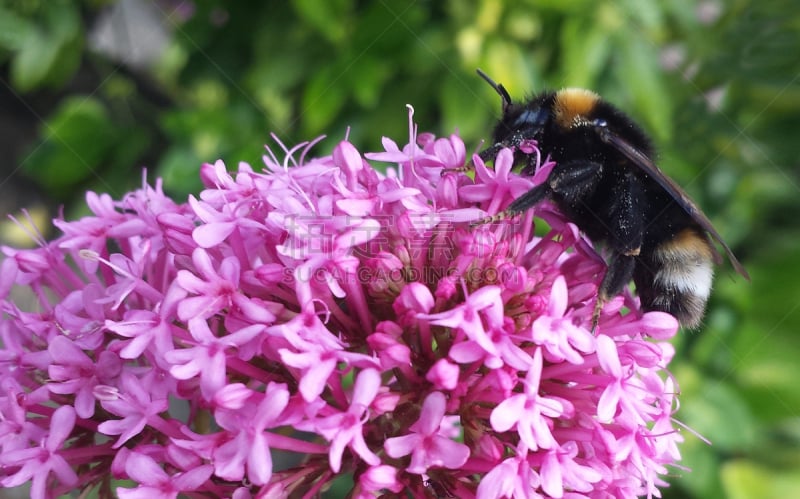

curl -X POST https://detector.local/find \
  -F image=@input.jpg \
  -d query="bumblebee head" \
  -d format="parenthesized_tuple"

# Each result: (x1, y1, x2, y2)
(477, 69, 609, 164)
(476, 69, 550, 160)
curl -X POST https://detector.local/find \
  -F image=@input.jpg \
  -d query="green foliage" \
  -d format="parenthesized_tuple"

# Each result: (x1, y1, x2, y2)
(1, 0, 84, 91)
(2, 0, 799, 497)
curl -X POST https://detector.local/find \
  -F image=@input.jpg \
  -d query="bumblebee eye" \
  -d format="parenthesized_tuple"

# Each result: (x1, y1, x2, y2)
(593, 118, 608, 127)
(512, 108, 549, 129)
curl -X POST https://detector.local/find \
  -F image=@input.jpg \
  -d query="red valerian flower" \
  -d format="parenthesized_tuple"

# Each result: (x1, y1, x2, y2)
(0, 106, 685, 497)
(0, 406, 78, 498)
(384, 391, 470, 474)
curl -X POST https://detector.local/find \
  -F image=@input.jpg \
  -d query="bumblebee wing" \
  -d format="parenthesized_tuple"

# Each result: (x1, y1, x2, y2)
(596, 126, 750, 280)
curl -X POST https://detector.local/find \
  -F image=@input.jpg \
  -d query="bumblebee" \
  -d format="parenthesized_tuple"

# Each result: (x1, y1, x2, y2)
(473, 69, 749, 329)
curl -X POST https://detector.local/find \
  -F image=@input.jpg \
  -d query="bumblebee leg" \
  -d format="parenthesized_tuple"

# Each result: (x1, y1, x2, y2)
(505, 183, 551, 214)
(443, 142, 505, 176)
(543, 160, 604, 203)
(592, 253, 637, 332)
(477, 160, 603, 226)
(478, 143, 505, 163)
(470, 182, 550, 226)
(504, 160, 602, 214)
(441, 165, 473, 175)
(524, 161, 603, 211)
(442, 158, 481, 176)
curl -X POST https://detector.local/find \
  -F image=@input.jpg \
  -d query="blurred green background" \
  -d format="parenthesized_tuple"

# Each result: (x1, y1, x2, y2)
(1, 0, 798, 497)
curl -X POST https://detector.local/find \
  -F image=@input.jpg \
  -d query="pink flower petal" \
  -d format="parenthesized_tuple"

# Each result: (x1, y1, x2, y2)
(411, 392, 446, 436)
(490, 395, 526, 432)
(384, 433, 419, 458)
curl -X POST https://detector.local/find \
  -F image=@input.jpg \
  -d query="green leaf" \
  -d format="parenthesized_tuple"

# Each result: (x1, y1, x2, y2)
(616, 37, 672, 142)
(158, 146, 204, 199)
(0, 7, 33, 50)
(291, 0, 352, 44)
(672, 435, 725, 499)
(676, 368, 758, 453)
(558, 16, 611, 88)
(524, 0, 595, 12)
(11, 26, 57, 91)
(480, 38, 541, 97)
(9, 1, 82, 91)
(22, 97, 116, 195)
(349, 57, 390, 108)
(722, 460, 800, 499)
(440, 74, 491, 140)
(723, 240, 800, 421)
(301, 66, 347, 135)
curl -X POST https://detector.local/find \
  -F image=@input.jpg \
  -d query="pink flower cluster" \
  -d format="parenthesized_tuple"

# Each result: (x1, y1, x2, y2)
(0, 107, 684, 498)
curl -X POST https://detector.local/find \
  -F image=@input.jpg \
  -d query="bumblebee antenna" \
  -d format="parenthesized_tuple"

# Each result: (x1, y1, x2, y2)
(476, 69, 512, 111)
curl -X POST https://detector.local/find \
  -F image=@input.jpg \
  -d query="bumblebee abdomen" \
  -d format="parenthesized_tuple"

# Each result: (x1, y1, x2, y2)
(635, 228, 715, 328)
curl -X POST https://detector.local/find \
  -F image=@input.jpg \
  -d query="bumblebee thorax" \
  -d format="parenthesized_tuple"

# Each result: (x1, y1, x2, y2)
(553, 88, 600, 129)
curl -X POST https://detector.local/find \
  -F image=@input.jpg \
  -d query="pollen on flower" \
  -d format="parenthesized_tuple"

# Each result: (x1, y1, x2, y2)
(0, 105, 684, 498)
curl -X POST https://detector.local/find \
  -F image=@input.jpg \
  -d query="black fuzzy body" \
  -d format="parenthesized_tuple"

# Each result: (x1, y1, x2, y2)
(501, 92, 693, 254)
(480, 86, 727, 328)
